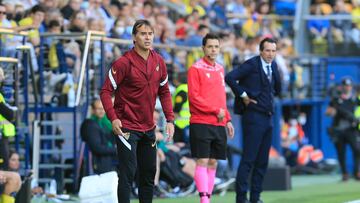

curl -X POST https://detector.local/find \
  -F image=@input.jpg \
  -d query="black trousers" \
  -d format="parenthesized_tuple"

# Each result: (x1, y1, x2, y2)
(115, 128, 157, 203)
(334, 129, 360, 176)
(236, 110, 272, 203)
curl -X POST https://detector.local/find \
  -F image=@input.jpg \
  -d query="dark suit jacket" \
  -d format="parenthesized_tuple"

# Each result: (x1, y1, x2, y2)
(225, 56, 281, 115)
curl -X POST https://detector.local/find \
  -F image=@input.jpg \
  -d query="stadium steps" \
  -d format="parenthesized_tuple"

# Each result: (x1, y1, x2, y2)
(39, 149, 73, 155)
(39, 164, 73, 169)
(40, 135, 70, 140)
(298, 57, 327, 98)
(33, 114, 79, 189)
(312, 58, 327, 98)
(39, 178, 73, 184)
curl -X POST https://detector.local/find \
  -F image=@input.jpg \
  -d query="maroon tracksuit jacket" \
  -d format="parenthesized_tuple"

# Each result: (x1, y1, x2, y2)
(100, 48, 174, 132)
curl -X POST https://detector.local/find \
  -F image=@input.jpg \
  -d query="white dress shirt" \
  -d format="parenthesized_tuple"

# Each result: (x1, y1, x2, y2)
(241, 57, 273, 98)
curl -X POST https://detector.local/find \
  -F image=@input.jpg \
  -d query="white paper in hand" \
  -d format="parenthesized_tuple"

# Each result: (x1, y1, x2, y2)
(118, 132, 131, 150)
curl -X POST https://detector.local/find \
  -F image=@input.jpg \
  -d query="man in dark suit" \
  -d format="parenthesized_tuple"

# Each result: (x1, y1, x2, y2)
(225, 38, 281, 203)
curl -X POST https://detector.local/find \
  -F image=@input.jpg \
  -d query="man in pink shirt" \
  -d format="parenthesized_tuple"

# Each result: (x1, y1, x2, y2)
(187, 33, 235, 203)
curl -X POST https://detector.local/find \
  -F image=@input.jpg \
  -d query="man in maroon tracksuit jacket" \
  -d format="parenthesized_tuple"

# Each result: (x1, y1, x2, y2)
(100, 19, 174, 203)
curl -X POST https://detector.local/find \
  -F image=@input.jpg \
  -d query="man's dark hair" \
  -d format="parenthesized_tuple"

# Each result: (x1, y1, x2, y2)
(8, 148, 17, 159)
(91, 98, 101, 109)
(259, 37, 277, 51)
(191, 8, 199, 15)
(143, 1, 154, 8)
(132, 19, 153, 35)
(202, 33, 220, 46)
(110, 1, 123, 10)
(31, 5, 45, 14)
(48, 20, 60, 29)
(197, 24, 208, 33)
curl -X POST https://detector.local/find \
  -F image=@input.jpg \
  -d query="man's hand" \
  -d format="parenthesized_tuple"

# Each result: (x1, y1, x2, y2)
(217, 108, 225, 122)
(243, 96, 257, 106)
(165, 122, 175, 142)
(226, 122, 235, 139)
(112, 119, 123, 135)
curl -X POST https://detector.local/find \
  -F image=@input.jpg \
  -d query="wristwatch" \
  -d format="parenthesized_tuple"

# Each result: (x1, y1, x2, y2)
(167, 120, 175, 124)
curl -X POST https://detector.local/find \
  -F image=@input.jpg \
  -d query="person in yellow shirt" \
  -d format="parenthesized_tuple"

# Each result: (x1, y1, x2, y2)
(183, 0, 206, 17)
(0, 3, 21, 57)
(14, 5, 45, 72)
(0, 3, 43, 71)
(242, 13, 260, 38)
(18, 5, 45, 47)
(173, 72, 190, 143)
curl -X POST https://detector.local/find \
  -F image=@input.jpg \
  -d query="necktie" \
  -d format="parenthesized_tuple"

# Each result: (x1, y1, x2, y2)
(266, 65, 271, 81)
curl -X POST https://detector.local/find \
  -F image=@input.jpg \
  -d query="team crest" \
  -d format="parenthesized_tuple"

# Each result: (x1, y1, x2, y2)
(206, 73, 210, 78)
(156, 65, 159, 71)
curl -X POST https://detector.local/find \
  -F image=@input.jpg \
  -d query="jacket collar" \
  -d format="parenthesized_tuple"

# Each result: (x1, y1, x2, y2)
(256, 56, 276, 85)
(255, 56, 267, 85)
(127, 49, 159, 79)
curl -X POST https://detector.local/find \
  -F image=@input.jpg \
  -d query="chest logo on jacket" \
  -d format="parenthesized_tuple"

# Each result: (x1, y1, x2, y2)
(156, 65, 159, 72)
(112, 67, 117, 75)
(206, 73, 210, 78)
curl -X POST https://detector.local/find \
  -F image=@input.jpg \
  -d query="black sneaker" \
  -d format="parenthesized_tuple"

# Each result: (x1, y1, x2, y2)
(153, 185, 166, 198)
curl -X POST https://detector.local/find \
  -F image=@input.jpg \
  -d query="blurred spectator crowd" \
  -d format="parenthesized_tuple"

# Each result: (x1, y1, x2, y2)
(0, 0, 359, 100)
(0, 0, 298, 101)
(307, 0, 360, 55)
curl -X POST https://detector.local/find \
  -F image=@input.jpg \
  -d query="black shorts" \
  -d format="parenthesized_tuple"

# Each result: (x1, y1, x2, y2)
(189, 123, 227, 160)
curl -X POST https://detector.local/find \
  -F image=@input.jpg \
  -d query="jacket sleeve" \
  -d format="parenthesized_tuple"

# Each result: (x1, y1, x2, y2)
(100, 59, 128, 122)
(225, 109, 231, 123)
(81, 120, 117, 156)
(188, 67, 218, 115)
(225, 61, 253, 98)
(274, 64, 282, 97)
(158, 58, 174, 121)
